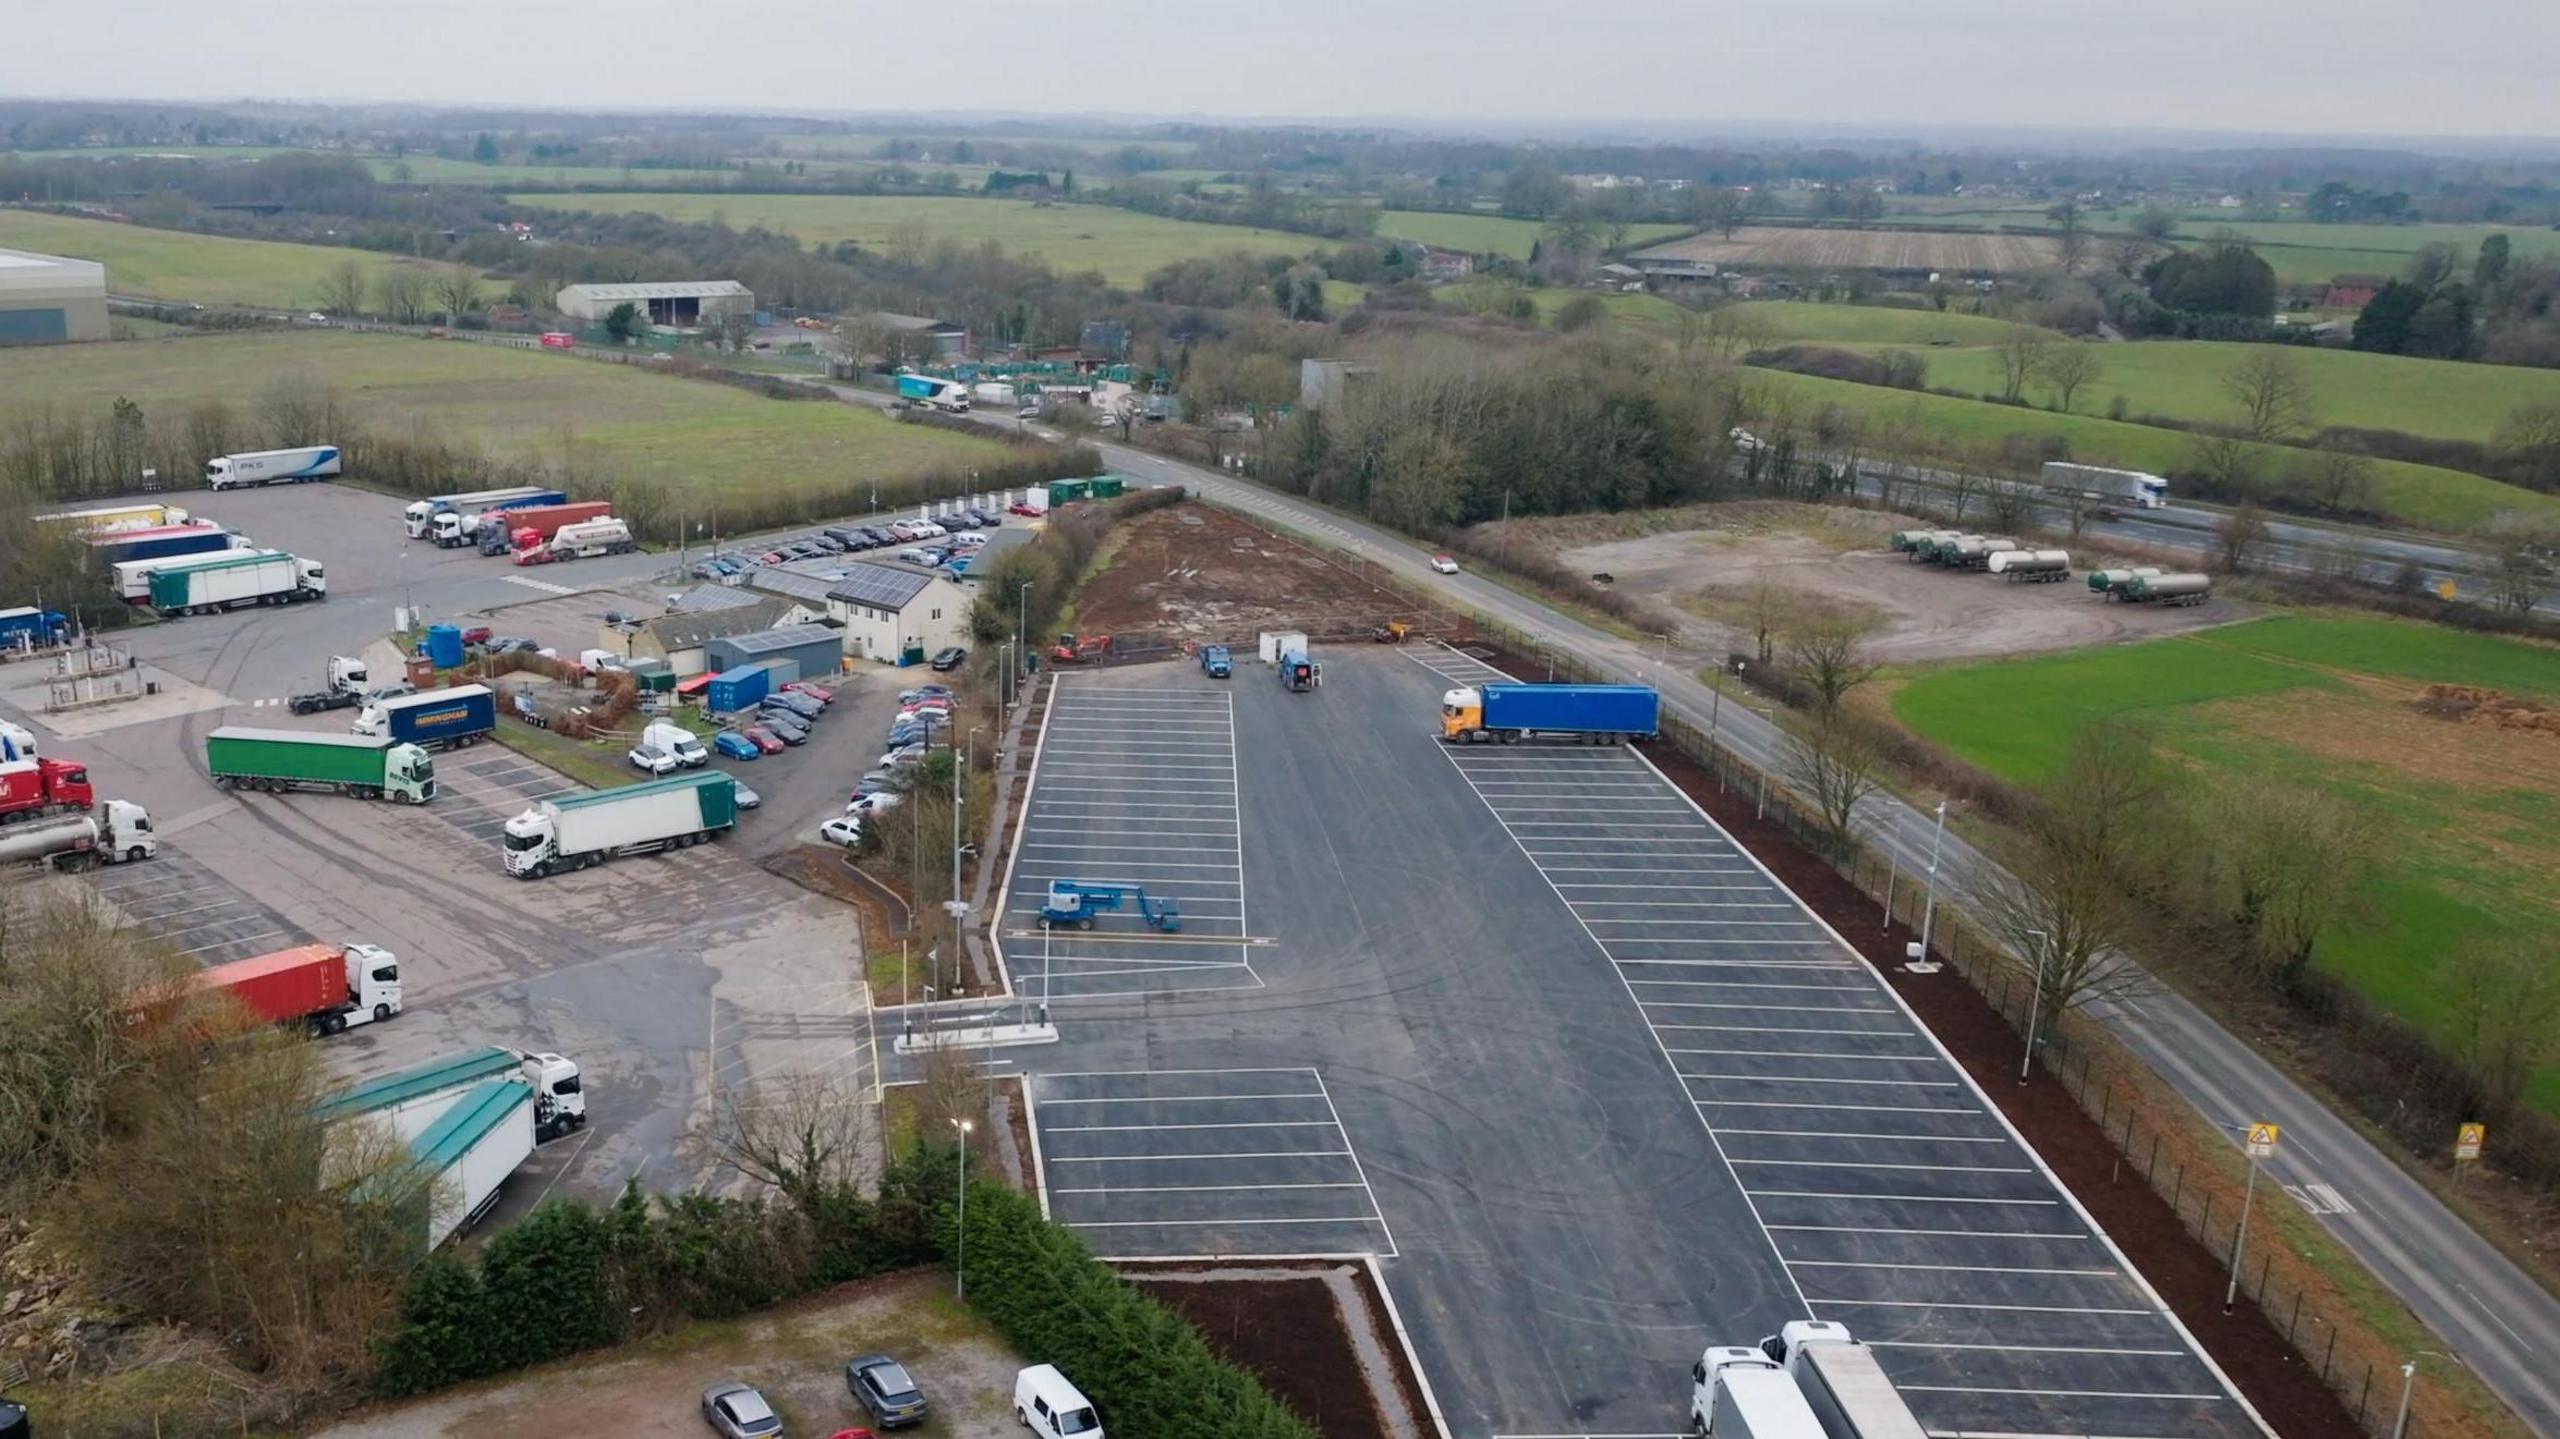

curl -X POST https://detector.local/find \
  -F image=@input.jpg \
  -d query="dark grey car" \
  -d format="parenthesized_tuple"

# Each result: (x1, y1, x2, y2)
(846, 1353, 928, 1428)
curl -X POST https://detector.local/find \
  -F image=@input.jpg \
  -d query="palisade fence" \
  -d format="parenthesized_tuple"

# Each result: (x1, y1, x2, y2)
(1459, 614, 2487, 1439)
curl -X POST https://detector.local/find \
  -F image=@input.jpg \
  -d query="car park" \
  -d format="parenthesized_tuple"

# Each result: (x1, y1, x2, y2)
(628, 744, 677, 775)
(929, 646, 969, 671)
(742, 725, 787, 755)
(713, 731, 761, 760)
(846, 1353, 929, 1429)
(702, 1380, 785, 1439)
(820, 816, 863, 847)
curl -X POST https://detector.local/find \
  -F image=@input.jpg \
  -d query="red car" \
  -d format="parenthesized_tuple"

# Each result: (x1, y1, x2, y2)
(741, 725, 787, 755)
(1009, 501, 1042, 516)
(758, 550, 787, 565)
(782, 680, 836, 704)
(460, 625, 494, 646)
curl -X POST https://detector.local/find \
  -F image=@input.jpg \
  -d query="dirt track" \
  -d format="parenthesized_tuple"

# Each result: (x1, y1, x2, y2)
(1073, 501, 1452, 652)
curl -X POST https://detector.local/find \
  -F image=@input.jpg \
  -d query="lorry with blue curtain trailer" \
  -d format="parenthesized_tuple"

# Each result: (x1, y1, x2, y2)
(0, 607, 69, 651)
(87, 523, 235, 566)
(1439, 683, 1660, 744)
(352, 685, 496, 750)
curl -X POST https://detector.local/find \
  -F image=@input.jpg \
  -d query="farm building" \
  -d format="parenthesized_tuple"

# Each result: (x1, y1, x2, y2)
(0, 248, 108, 345)
(826, 561, 971, 666)
(553, 280, 752, 329)
(706, 623, 845, 682)
(872, 311, 972, 359)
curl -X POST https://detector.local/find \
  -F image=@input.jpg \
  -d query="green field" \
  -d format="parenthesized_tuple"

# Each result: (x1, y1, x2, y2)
(373, 155, 754, 186)
(0, 330, 1003, 499)
(1908, 338, 2560, 446)
(1745, 366, 2560, 532)
(0, 210, 489, 310)
(1377, 210, 1690, 259)
(1892, 614, 2560, 1102)
(508, 192, 1315, 287)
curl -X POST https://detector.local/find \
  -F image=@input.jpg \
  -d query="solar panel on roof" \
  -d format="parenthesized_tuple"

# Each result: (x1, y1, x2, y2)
(827, 564, 935, 609)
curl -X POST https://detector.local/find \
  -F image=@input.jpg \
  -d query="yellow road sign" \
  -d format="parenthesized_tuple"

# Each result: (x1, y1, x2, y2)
(2246, 1122, 2280, 1158)
(2457, 1123, 2487, 1161)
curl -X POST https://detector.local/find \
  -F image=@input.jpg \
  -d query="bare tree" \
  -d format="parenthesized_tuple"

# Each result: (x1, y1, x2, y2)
(431, 267, 483, 323)
(1744, 573, 1788, 667)
(2482, 516, 2559, 616)
(1787, 611, 1880, 714)
(314, 258, 369, 318)
(1993, 330, 2052, 402)
(716, 1071, 881, 1206)
(2492, 401, 2560, 493)
(2185, 431, 2264, 500)
(2446, 935, 2560, 1121)
(2045, 199, 2090, 273)
(375, 266, 430, 325)
(2038, 343, 2104, 413)
(1942, 464, 1982, 522)
(885, 217, 933, 268)
(2285, 447, 2377, 515)
(907, 1043, 993, 1165)
(2224, 348, 2315, 442)
(2213, 503, 2273, 574)
(1699, 305, 1776, 361)
(1981, 721, 2168, 1017)
(1984, 478, 2037, 533)
(2203, 778, 2374, 992)
(1787, 717, 1885, 858)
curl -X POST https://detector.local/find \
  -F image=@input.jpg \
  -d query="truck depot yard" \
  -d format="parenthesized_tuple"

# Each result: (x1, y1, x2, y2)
(983, 651, 2261, 1438)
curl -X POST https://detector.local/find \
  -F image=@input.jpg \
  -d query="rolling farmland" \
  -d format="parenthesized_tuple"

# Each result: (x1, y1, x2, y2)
(0, 210, 491, 311)
(1634, 226, 2061, 274)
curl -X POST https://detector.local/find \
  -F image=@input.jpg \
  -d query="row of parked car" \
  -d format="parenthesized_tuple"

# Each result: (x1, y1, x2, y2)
(688, 508, 1008, 581)
(700, 1357, 1102, 1437)
(627, 681, 837, 777)
(817, 683, 953, 849)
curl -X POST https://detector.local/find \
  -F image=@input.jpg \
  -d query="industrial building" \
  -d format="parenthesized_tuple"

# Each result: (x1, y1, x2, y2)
(705, 623, 845, 683)
(615, 601, 784, 676)
(553, 280, 752, 329)
(0, 247, 109, 345)
(826, 561, 972, 665)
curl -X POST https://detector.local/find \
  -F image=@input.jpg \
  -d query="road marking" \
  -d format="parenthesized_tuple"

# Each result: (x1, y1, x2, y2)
(1037, 1091, 1327, 1105)
(1724, 1130, 2008, 1143)
(500, 575, 581, 596)
(1815, 1298, 2148, 1315)
(1045, 1119, 1344, 1132)
(1747, 1190, 2057, 1206)
(1788, 1260, 2116, 1275)
(1767, 1224, 2086, 1239)
(1738, 1158, 2032, 1174)
(1870, 1341, 2185, 1357)
(1050, 1150, 1354, 1162)
(1053, 1181, 1366, 1195)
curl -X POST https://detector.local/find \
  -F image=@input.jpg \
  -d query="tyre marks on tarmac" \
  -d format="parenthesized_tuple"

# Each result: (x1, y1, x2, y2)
(84, 846, 312, 968)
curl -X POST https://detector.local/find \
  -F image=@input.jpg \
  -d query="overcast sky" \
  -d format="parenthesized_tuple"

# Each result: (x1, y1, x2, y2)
(9, 0, 2557, 140)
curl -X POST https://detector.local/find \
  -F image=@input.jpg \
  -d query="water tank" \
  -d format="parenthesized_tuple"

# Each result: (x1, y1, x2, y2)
(426, 623, 464, 669)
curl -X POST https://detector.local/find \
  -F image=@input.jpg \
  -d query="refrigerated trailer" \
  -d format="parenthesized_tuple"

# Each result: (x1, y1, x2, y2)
(204, 445, 341, 490)
(502, 770, 737, 877)
(144, 550, 326, 615)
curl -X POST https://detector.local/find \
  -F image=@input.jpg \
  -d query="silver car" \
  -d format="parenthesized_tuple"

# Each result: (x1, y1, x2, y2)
(701, 1380, 782, 1439)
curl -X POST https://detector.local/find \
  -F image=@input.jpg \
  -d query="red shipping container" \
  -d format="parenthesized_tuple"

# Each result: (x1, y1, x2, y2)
(195, 945, 345, 1026)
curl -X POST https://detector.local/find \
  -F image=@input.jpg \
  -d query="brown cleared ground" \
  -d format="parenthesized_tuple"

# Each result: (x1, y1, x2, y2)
(1126, 1262, 1430, 1439)
(1069, 500, 1457, 653)
(1634, 225, 2061, 273)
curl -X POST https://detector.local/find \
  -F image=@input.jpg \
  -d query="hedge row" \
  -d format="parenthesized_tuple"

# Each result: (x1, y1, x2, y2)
(940, 1181, 1318, 1439)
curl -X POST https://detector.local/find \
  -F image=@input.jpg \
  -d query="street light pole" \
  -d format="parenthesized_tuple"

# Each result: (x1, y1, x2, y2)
(1752, 707, 1775, 819)
(2393, 1352, 2455, 1439)
(2019, 927, 2050, 1083)
(952, 1118, 974, 1299)
(1915, 799, 1949, 969)
(1709, 665, 1732, 791)
(2227, 1145, 2261, 1313)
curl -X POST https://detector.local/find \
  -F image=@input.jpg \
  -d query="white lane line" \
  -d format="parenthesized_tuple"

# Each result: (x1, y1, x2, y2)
(1767, 1224, 2086, 1238)
(1312, 1068, 1399, 1256)
(1036, 1092, 1326, 1105)
(1812, 1298, 2149, 1316)
(1570, 901, 1804, 909)
(1748, 1190, 2056, 1206)
(1701, 1100, 1986, 1115)
(1053, 1181, 1367, 1195)
(1049, 1150, 1354, 1162)
(1869, 1341, 2185, 1358)
(1724, 1130, 2009, 1144)
(1064, 1215, 1383, 1229)
(1044, 1120, 1345, 1132)
(1733, 1158, 2033, 1174)
(1686, 1074, 1963, 1088)
(1787, 1260, 2117, 1276)
(1645, 1002, 1897, 1013)
(1656, 1024, 1915, 1037)
(1666, 1049, 1939, 1062)
(1895, 1383, 2226, 1402)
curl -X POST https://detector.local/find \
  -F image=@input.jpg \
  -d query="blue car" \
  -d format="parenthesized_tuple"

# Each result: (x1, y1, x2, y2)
(713, 730, 761, 760)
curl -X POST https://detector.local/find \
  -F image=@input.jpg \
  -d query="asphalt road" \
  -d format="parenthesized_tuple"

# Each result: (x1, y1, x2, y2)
(1049, 438, 2560, 1439)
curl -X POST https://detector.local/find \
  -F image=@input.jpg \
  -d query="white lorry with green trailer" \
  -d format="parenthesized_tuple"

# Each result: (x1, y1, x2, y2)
(142, 549, 326, 615)
(502, 770, 737, 877)
(205, 727, 436, 803)
(316, 1045, 587, 1145)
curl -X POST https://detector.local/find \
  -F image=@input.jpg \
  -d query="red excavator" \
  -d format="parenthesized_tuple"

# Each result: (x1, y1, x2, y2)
(1051, 633, 1114, 665)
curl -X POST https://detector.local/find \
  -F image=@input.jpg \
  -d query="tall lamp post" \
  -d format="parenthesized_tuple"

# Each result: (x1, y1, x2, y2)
(2018, 927, 2050, 1083)
(951, 1118, 974, 1298)
(2392, 1351, 2458, 1439)
(1907, 799, 1949, 973)
(1751, 707, 1775, 820)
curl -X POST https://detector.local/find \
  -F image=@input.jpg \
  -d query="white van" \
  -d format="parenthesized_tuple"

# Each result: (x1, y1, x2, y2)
(1014, 1364, 1101, 1437)
(950, 531, 989, 550)
(641, 720, 709, 769)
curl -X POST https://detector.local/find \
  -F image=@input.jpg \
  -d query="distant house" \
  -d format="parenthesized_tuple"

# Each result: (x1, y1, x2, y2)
(2321, 281, 2383, 310)
(1632, 256, 1718, 282)
(1419, 248, 1475, 281)
(743, 566, 844, 628)
(1594, 262, 1643, 286)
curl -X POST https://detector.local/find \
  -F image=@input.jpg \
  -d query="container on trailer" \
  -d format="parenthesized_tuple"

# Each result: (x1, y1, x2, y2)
(425, 624, 465, 669)
(187, 942, 401, 1035)
(354, 685, 496, 750)
(1049, 478, 1095, 505)
(37, 501, 189, 532)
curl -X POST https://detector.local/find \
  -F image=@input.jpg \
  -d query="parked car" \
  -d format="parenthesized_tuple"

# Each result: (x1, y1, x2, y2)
(852, 771, 903, 799)
(363, 681, 418, 704)
(783, 680, 836, 703)
(460, 625, 494, 646)
(731, 781, 762, 810)
(976, 510, 1002, 527)
(1430, 554, 1460, 574)
(758, 550, 788, 565)
(879, 745, 927, 770)
(929, 646, 969, 671)
(763, 715, 811, 745)
(846, 791, 904, 818)
(846, 1353, 929, 1429)
(628, 744, 678, 776)
(950, 532, 988, 551)
(820, 816, 864, 848)
(808, 535, 846, 554)
(1009, 501, 1041, 516)
(887, 521, 920, 541)
(702, 1380, 784, 1439)
(713, 731, 761, 760)
(899, 685, 953, 703)
(948, 511, 981, 530)
(691, 561, 726, 580)
(764, 693, 824, 721)
(912, 521, 947, 539)
(742, 725, 787, 755)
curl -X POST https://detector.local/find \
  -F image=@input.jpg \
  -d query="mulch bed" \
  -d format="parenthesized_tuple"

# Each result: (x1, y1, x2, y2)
(1123, 1261, 1415, 1439)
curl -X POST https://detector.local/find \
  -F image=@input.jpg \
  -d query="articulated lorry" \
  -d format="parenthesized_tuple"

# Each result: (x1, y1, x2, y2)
(0, 756, 96, 823)
(109, 546, 278, 602)
(514, 516, 635, 564)
(1691, 1346, 1826, 1438)
(895, 372, 972, 412)
(87, 521, 236, 566)
(402, 485, 567, 539)
(2043, 460, 2169, 510)
(1441, 682, 1660, 744)
(141, 550, 327, 615)
(204, 445, 341, 490)
(0, 607, 69, 651)
(1759, 1321, 1929, 1439)
(503, 770, 737, 878)
(353, 685, 496, 750)
(0, 801, 154, 870)
(192, 941, 402, 1037)
(207, 727, 436, 803)
(316, 1044, 587, 1144)
(449, 499, 609, 553)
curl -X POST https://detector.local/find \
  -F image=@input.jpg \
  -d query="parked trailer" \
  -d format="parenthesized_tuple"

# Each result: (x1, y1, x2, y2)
(502, 770, 737, 878)
(0, 801, 154, 869)
(0, 607, 70, 650)
(207, 727, 436, 804)
(1986, 548, 2073, 582)
(1690, 1346, 1826, 1439)
(1943, 535, 2021, 570)
(1762, 1321, 1929, 1439)
(410, 1076, 536, 1250)
(1442, 683, 1661, 744)
(111, 546, 279, 602)
(147, 550, 325, 615)
(204, 445, 341, 490)
(1912, 533, 1977, 563)
(316, 1045, 587, 1145)
(353, 685, 496, 750)
(87, 522, 234, 566)
(36, 501, 189, 532)
(517, 516, 634, 563)
(464, 499, 610, 553)
(191, 942, 403, 1036)
(2087, 566, 2162, 595)
(402, 485, 566, 539)
(2125, 572, 2213, 606)
(2043, 460, 2168, 510)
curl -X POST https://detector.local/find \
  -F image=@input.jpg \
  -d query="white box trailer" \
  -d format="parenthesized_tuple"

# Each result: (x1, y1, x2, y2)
(1257, 630, 1308, 664)
(204, 445, 341, 490)
(145, 550, 326, 615)
(1765, 1322, 1928, 1439)
(2042, 461, 2168, 509)
(318, 1046, 587, 1146)
(410, 1076, 536, 1250)
(503, 770, 736, 877)
(112, 546, 279, 602)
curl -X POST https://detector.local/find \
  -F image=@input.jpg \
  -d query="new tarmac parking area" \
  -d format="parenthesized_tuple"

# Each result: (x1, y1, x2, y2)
(1003, 655, 2264, 1439)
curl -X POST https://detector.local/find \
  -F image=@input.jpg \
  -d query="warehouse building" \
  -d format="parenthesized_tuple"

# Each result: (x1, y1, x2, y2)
(553, 280, 752, 329)
(827, 561, 972, 666)
(616, 601, 783, 677)
(0, 248, 109, 346)
(705, 623, 845, 683)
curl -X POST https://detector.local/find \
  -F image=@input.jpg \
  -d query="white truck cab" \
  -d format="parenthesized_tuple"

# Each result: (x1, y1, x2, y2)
(340, 942, 404, 1029)
(1691, 1345, 1823, 1437)
(328, 655, 369, 695)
